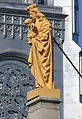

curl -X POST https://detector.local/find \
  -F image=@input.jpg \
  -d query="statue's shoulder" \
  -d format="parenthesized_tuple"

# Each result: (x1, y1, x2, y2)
(39, 18, 51, 28)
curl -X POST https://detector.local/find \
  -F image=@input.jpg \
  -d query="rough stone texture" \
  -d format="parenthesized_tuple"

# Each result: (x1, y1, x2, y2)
(25, 96, 61, 119)
(55, 0, 82, 119)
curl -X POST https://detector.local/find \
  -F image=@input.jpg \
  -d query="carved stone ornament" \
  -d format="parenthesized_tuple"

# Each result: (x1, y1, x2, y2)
(0, 60, 35, 119)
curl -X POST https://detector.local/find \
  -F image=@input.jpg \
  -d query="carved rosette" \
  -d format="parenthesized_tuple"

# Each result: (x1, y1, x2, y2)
(0, 60, 35, 119)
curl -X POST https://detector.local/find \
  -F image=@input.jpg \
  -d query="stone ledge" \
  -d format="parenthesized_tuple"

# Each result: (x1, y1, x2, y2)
(26, 89, 61, 119)
(27, 88, 60, 102)
(27, 96, 61, 113)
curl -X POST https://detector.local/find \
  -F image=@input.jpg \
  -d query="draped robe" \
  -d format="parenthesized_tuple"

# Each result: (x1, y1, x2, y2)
(28, 17, 54, 88)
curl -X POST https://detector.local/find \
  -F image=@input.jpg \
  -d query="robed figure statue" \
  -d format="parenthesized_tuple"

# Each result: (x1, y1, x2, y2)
(24, 4, 54, 88)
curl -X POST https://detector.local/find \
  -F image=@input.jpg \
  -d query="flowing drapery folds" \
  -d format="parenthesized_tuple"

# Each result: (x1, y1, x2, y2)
(25, 4, 54, 88)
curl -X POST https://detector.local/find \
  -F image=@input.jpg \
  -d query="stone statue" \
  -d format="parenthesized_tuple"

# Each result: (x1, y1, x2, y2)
(25, 4, 54, 88)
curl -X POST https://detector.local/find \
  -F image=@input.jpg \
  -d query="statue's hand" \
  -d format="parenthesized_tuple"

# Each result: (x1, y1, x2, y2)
(31, 23, 36, 29)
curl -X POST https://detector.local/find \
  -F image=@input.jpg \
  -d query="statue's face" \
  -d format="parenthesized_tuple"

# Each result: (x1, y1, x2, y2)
(29, 11, 37, 20)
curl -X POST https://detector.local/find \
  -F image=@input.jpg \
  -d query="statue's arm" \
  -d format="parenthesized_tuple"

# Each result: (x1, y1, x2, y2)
(27, 29, 36, 44)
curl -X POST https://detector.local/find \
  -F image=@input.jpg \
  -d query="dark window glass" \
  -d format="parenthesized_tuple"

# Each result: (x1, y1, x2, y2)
(38, 0, 44, 5)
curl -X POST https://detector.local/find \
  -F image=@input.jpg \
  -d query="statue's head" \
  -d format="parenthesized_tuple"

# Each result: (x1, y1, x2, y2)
(26, 4, 40, 20)
(26, 4, 37, 12)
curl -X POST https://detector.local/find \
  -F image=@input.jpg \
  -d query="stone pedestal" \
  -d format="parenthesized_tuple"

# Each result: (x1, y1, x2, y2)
(24, 88, 61, 119)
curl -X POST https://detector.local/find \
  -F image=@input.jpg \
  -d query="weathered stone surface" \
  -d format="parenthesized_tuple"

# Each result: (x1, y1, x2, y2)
(25, 88, 61, 119)
(26, 96, 61, 119)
